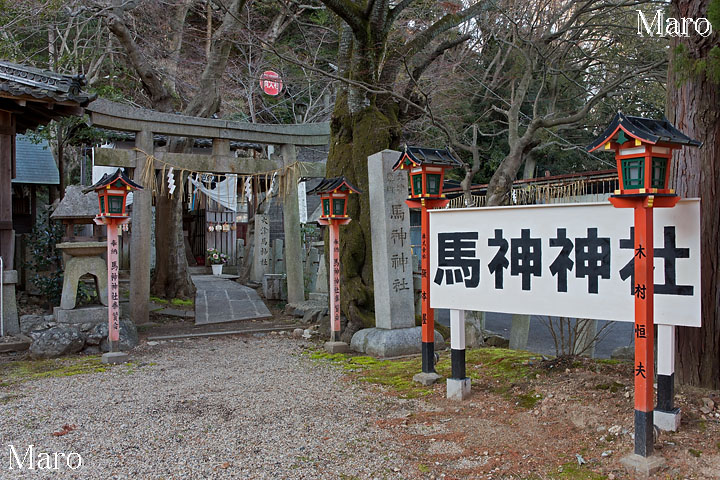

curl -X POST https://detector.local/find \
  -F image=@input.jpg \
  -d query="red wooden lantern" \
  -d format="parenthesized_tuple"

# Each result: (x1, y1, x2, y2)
(308, 176, 362, 221)
(84, 169, 143, 217)
(587, 114, 700, 460)
(307, 176, 362, 346)
(587, 113, 702, 197)
(392, 145, 462, 199)
(391, 145, 461, 376)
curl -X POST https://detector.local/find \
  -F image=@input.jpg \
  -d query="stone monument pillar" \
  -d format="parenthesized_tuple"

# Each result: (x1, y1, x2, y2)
(350, 150, 444, 357)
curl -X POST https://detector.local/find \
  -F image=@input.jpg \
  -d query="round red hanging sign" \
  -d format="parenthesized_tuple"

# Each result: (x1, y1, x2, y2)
(260, 70, 283, 96)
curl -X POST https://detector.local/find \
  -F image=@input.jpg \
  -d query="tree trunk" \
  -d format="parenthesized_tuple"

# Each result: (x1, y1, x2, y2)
(486, 147, 524, 206)
(668, 0, 720, 389)
(326, 91, 401, 342)
(150, 171, 194, 299)
(146, 0, 243, 300)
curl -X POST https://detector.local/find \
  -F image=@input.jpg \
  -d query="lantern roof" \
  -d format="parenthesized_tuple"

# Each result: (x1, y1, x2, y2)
(586, 112, 702, 152)
(392, 145, 463, 171)
(83, 168, 143, 193)
(307, 176, 362, 195)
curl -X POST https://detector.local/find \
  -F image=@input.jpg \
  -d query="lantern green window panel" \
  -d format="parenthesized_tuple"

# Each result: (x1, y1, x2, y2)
(322, 199, 330, 216)
(426, 174, 441, 195)
(621, 158, 645, 189)
(333, 199, 345, 216)
(108, 196, 124, 214)
(412, 174, 422, 196)
(651, 157, 667, 189)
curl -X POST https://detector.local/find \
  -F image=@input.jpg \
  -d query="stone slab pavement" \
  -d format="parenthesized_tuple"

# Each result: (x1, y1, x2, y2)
(193, 275, 272, 325)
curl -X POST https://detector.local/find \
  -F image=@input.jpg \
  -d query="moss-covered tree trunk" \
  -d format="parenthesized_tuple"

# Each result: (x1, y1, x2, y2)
(326, 91, 401, 342)
(317, 0, 485, 340)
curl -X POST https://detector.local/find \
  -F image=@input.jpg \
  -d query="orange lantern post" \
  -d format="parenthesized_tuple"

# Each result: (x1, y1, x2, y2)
(85, 169, 143, 364)
(308, 176, 362, 351)
(587, 113, 700, 466)
(392, 145, 462, 376)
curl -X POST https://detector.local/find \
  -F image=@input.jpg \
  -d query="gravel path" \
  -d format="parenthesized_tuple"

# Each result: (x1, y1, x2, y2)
(1, 336, 418, 479)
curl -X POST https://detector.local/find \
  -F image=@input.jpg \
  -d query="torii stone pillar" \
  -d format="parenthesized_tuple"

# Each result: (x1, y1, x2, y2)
(130, 130, 153, 324)
(281, 144, 305, 304)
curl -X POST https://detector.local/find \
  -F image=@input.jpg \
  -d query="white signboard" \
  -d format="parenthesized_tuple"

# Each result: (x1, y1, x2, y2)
(429, 200, 701, 327)
(298, 180, 308, 224)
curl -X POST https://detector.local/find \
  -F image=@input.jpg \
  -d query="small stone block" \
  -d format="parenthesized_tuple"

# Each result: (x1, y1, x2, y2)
(308, 292, 329, 303)
(324, 341, 349, 354)
(413, 372, 442, 386)
(101, 352, 129, 364)
(620, 454, 666, 477)
(447, 377, 471, 401)
(654, 409, 682, 432)
(54, 306, 107, 325)
(0, 338, 31, 353)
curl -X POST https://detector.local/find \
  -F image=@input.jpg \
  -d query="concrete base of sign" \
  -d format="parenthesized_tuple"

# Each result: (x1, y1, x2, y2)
(53, 305, 107, 325)
(101, 351, 129, 364)
(509, 314, 530, 350)
(350, 326, 445, 358)
(447, 377, 471, 401)
(324, 341, 349, 354)
(413, 372, 442, 386)
(620, 454, 665, 477)
(654, 408, 681, 432)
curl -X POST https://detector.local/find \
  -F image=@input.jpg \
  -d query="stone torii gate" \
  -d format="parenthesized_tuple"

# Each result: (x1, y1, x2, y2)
(85, 99, 329, 324)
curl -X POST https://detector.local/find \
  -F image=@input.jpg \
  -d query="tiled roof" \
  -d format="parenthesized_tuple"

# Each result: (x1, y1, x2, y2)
(586, 112, 703, 152)
(12, 134, 59, 185)
(0, 60, 96, 133)
(83, 168, 143, 193)
(306, 176, 362, 195)
(393, 145, 463, 170)
(50, 185, 99, 220)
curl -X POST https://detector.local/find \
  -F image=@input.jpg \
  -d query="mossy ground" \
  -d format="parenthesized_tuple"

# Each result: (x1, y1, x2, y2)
(170, 298, 193, 306)
(0, 355, 136, 387)
(549, 461, 607, 479)
(307, 347, 542, 403)
(308, 351, 432, 399)
(149, 296, 194, 307)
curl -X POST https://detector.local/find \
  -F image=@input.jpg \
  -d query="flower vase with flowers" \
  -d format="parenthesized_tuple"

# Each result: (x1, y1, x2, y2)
(206, 248, 228, 275)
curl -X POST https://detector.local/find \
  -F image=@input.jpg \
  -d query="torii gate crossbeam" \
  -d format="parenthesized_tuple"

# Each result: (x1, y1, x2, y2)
(85, 99, 330, 324)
